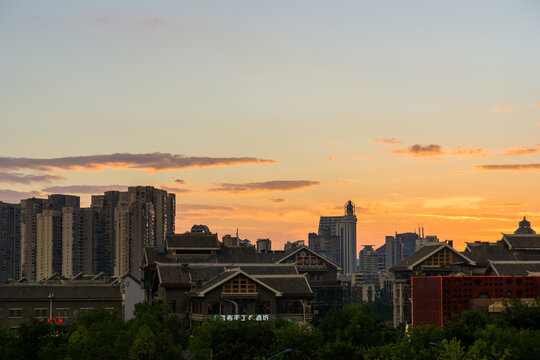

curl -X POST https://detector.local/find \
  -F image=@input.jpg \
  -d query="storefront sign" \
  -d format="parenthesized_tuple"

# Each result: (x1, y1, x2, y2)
(212, 314, 270, 321)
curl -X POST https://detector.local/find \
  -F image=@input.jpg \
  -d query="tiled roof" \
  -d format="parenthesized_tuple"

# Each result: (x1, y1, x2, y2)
(502, 234, 540, 250)
(488, 261, 540, 276)
(166, 233, 220, 249)
(253, 276, 312, 296)
(463, 241, 515, 263)
(0, 284, 121, 300)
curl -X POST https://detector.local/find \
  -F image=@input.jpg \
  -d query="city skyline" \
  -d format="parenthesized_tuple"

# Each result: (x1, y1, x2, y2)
(1, 1, 539, 250)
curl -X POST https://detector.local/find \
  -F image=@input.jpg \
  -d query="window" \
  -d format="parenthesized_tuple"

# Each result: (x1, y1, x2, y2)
(57, 308, 69, 317)
(9, 308, 22, 318)
(80, 307, 93, 314)
(34, 308, 48, 318)
(222, 275, 256, 294)
(296, 252, 324, 266)
(104, 308, 115, 315)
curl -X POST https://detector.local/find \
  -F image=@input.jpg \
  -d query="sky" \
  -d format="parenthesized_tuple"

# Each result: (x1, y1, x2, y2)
(1, 0, 539, 251)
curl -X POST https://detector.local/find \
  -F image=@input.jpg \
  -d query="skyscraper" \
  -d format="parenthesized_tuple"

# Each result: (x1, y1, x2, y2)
(311, 201, 357, 274)
(0, 201, 20, 283)
(20, 197, 47, 280)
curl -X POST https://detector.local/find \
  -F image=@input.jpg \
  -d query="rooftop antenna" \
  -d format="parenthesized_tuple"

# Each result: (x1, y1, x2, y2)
(236, 228, 239, 239)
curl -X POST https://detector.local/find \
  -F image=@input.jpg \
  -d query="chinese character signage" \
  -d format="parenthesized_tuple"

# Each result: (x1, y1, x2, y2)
(212, 314, 270, 321)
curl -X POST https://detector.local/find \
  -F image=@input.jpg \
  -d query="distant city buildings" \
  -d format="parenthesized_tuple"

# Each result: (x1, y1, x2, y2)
(309, 200, 357, 274)
(0, 186, 175, 283)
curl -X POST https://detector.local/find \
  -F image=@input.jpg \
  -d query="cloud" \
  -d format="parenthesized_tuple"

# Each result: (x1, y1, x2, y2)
(492, 106, 513, 112)
(476, 163, 540, 171)
(0, 189, 42, 203)
(0, 153, 277, 173)
(536, 102, 540, 106)
(326, 156, 335, 161)
(174, 179, 187, 185)
(503, 145, 540, 156)
(0, 171, 65, 184)
(268, 198, 286, 203)
(389, 144, 443, 157)
(424, 196, 484, 209)
(209, 180, 320, 193)
(42, 185, 128, 194)
(373, 138, 405, 145)
(451, 147, 491, 157)
(160, 186, 192, 194)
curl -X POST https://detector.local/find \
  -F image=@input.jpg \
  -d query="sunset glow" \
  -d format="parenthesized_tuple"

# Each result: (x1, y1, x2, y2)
(1, 1, 539, 251)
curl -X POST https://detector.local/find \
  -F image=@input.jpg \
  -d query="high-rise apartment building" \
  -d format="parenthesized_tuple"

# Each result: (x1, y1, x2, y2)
(20, 198, 47, 280)
(310, 201, 357, 274)
(0, 201, 21, 283)
(62, 206, 82, 277)
(36, 209, 62, 279)
(127, 186, 175, 245)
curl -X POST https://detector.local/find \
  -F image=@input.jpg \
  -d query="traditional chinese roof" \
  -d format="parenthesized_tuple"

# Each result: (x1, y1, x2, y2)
(390, 243, 476, 272)
(165, 233, 220, 249)
(463, 241, 516, 263)
(274, 245, 342, 270)
(502, 234, 540, 250)
(487, 261, 540, 276)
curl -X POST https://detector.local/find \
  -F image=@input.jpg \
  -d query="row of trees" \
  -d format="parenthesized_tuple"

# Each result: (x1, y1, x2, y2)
(1, 301, 540, 359)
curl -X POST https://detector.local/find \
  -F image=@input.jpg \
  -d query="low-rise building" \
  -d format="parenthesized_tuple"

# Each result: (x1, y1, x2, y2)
(0, 273, 122, 330)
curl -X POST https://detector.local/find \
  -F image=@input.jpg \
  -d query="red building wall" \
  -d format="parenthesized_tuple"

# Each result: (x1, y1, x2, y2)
(412, 276, 540, 326)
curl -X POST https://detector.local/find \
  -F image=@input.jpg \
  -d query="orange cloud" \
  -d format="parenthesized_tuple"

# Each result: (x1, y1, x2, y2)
(389, 144, 443, 157)
(326, 156, 335, 161)
(175, 179, 187, 185)
(536, 102, 540, 106)
(476, 163, 540, 171)
(209, 180, 320, 193)
(373, 138, 405, 145)
(451, 147, 491, 157)
(492, 106, 513, 112)
(42, 185, 128, 194)
(503, 145, 540, 156)
(268, 198, 286, 203)
(0, 153, 277, 173)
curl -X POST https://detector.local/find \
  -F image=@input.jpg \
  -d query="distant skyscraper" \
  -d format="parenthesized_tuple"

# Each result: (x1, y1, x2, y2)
(313, 201, 357, 273)
(0, 201, 20, 283)
(385, 232, 419, 271)
(359, 245, 378, 273)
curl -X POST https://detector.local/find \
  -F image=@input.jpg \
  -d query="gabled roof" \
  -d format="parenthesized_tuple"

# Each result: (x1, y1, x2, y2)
(275, 245, 342, 270)
(502, 234, 540, 250)
(191, 269, 283, 297)
(487, 260, 540, 276)
(390, 243, 476, 271)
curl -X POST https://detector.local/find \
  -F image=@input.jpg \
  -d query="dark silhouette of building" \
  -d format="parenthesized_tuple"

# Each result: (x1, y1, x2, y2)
(0, 202, 20, 283)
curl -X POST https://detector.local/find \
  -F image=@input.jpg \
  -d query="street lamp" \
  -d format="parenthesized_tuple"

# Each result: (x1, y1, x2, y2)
(268, 349, 293, 359)
(298, 300, 306, 323)
(48, 293, 54, 322)
(220, 299, 238, 315)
